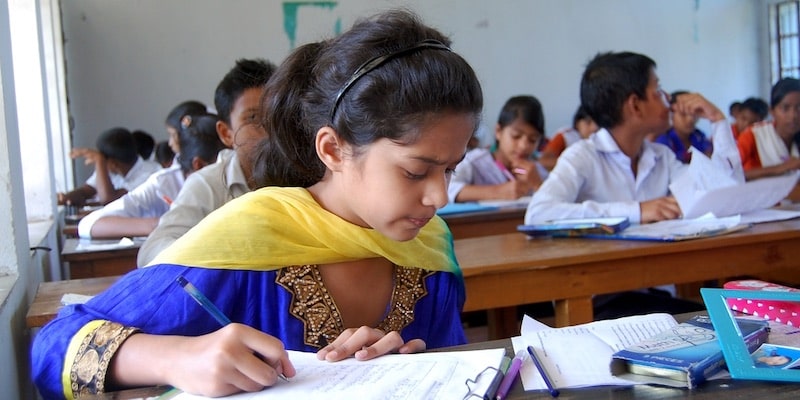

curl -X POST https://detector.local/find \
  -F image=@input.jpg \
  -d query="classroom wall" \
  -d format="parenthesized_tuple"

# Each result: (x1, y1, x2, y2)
(60, 0, 764, 182)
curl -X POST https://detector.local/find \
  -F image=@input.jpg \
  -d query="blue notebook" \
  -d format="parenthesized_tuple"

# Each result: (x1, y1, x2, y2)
(436, 202, 499, 216)
(517, 217, 630, 238)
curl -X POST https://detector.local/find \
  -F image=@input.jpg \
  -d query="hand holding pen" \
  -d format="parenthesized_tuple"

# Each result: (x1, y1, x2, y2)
(173, 276, 295, 395)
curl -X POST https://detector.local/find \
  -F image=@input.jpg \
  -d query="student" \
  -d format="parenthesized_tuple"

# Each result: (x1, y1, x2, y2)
(654, 90, 713, 163)
(165, 100, 208, 155)
(136, 58, 277, 266)
(131, 129, 156, 160)
(525, 51, 740, 225)
(57, 127, 161, 206)
(77, 114, 225, 239)
(153, 140, 176, 168)
(729, 100, 743, 137)
(539, 105, 598, 171)
(447, 95, 546, 202)
(32, 10, 481, 398)
(737, 78, 800, 200)
(735, 96, 769, 140)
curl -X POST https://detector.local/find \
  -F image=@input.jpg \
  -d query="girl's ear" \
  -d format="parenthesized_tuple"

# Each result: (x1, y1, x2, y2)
(216, 120, 235, 148)
(315, 126, 344, 172)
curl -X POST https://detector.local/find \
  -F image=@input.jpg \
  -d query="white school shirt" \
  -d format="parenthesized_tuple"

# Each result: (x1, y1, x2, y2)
(525, 120, 737, 225)
(137, 149, 249, 266)
(84, 157, 161, 192)
(447, 147, 549, 203)
(77, 166, 186, 238)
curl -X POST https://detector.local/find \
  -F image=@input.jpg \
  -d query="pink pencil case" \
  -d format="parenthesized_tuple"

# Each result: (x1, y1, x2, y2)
(723, 280, 800, 327)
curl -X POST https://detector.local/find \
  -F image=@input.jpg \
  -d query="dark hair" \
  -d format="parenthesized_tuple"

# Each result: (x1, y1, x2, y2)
(165, 101, 207, 132)
(131, 130, 155, 159)
(154, 140, 175, 167)
(176, 114, 225, 174)
(497, 95, 545, 135)
(771, 78, 800, 108)
(96, 127, 138, 165)
(580, 51, 656, 129)
(572, 105, 593, 127)
(741, 97, 769, 120)
(214, 59, 277, 125)
(729, 101, 742, 114)
(253, 9, 483, 188)
(669, 90, 689, 105)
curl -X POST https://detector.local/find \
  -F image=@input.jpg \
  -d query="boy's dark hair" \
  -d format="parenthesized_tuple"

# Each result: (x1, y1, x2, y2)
(131, 130, 155, 159)
(176, 114, 225, 174)
(214, 59, 277, 125)
(729, 101, 742, 114)
(254, 9, 483, 188)
(497, 95, 545, 135)
(741, 97, 769, 120)
(771, 77, 800, 108)
(580, 51, 656, 129)
(154, 140, 175, 167)
(96, 127, 138, 165)
(165, 101, 207, 132)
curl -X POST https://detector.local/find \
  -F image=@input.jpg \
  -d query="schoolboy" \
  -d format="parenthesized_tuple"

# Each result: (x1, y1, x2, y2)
(57, 127, 161, 206)
(525, 51, 738, 225)
(137, 59, 276, 266)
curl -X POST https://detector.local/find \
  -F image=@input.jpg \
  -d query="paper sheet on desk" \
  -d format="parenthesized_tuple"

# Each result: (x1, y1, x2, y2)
(74, 237, 135, 251)
(172, 348, 506, 400)
(511, 314, 678, 389)
(669, 147, 799, 219)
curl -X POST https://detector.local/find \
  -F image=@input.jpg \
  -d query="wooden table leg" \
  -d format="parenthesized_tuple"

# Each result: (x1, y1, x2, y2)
(554, 296, 593, 327)
(486, 307, 519, 340)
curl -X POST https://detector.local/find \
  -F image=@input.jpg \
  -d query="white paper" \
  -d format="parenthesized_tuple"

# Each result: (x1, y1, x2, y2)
(512, 313, 678, 390)
(739, 208, 800, 224)
(616, 215, 744, 241)
(172, 348, 506, 400)
(74, 237, 135, 251)
(477, 196, 531, 208)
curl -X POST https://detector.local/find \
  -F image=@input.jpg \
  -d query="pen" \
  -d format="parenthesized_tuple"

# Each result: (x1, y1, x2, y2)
(527, 345, 559, 398)
(495, 350, 525, 400)
(484, 356, 511, 400)
(176, 275, 288, 381)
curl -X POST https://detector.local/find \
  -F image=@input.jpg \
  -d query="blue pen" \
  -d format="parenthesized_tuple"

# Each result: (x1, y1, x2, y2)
(527, 345, 559, 398)
(495, 350, 525, 400)
(176, 275, 288, 381)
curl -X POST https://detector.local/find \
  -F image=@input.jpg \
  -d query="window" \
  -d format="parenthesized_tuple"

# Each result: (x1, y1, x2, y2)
(770, 1, 800, 81)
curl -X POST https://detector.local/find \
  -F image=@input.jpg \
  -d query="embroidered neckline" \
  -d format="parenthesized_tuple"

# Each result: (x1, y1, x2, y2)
(276, 264, 431, 348)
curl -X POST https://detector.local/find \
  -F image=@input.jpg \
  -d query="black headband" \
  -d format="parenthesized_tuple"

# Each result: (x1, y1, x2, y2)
(329, 39, 452, 121)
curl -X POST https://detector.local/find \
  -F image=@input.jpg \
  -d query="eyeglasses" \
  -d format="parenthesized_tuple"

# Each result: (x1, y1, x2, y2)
(463, 365, 501, 400)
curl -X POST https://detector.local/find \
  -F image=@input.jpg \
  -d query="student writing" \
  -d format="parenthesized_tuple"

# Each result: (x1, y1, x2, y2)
(137, 59, 276, 266)
(77, 113, 225, 239)
(32, 10, 483, 398)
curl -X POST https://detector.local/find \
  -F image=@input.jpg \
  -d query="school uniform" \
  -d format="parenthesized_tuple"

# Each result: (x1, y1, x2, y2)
(655, 128, 713, 163)
(543, 127, 584, 157)
(77, 165, 186, 238)
(136, 149, 248, 266)
(448, 147, 548, 203)
(737, 121, 800, 170)
(84, 156, 161, 192)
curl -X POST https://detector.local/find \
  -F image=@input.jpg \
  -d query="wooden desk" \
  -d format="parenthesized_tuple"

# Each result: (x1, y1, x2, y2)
(456, 217, 800, 338)
(80, 337, 800, 399)
(26, 275, 121, 328)
(61, 238, 142, 279)
(442, 207, 525, 239)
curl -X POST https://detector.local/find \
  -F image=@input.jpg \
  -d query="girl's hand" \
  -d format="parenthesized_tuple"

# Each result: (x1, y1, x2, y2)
(160, 324, 295, 397)
(510, 160, 543, 191)
(317, 326, 426, 362)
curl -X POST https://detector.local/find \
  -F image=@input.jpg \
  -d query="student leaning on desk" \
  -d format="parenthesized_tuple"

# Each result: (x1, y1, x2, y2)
(31, 9, 483, 399)
(525, 51, 743, 225)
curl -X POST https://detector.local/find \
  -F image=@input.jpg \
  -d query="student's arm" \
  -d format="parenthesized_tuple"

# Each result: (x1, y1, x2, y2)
(79, 175, 171, 239)
(454, 181, 531, 202)
(90, 216, 159, 238)
(57, 184, 97, 206)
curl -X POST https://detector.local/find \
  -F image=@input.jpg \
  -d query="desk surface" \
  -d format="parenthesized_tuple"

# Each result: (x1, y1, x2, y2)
(456, 217, 800, 329)
(81, 338, 800, 399)
(26, 275, 121, 328)
(441, 206, 525, 239)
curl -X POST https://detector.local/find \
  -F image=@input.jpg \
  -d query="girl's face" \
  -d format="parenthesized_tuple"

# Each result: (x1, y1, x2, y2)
(494, 118, 541, 165)
(576, 117, 598, 139)
(771, 91, 800, 138)
(319, 112, 474, 242)
(166, 126, 180, 154)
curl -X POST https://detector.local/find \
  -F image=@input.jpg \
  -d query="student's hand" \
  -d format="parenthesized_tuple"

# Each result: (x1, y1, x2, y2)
(70, 147, 106, 166)
(510, 160, 543, 190)
(671, 93, 725, 123)
(778, 157, 800, 173)
(497, 180, 534, 199)
(164, 324, 295, 397)
(640, 196, 682, 223)
(317, 326, 426, 362)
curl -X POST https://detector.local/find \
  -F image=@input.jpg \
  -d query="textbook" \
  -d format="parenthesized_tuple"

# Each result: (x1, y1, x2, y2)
(517, 217, 630, 237)
(610, 315, 769, 389)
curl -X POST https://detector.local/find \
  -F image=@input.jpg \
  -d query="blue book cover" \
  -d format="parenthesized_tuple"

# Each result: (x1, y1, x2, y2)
(610, 315, 769, 389)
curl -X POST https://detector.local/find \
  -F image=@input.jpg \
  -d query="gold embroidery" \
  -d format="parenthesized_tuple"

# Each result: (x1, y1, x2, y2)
(277, 265, 432, 348)
(69, 321, 139, 397)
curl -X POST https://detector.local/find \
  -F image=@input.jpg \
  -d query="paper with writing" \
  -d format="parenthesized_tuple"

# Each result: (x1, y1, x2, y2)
(512, 313, 678, 389)
(172, 348, 505, 400)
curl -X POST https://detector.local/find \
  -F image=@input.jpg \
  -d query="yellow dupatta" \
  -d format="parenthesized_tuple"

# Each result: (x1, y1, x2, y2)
(149, 187, 459, 274)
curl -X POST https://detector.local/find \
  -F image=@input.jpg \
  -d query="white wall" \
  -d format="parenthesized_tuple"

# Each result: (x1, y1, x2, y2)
(60, 0, 764, 181)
